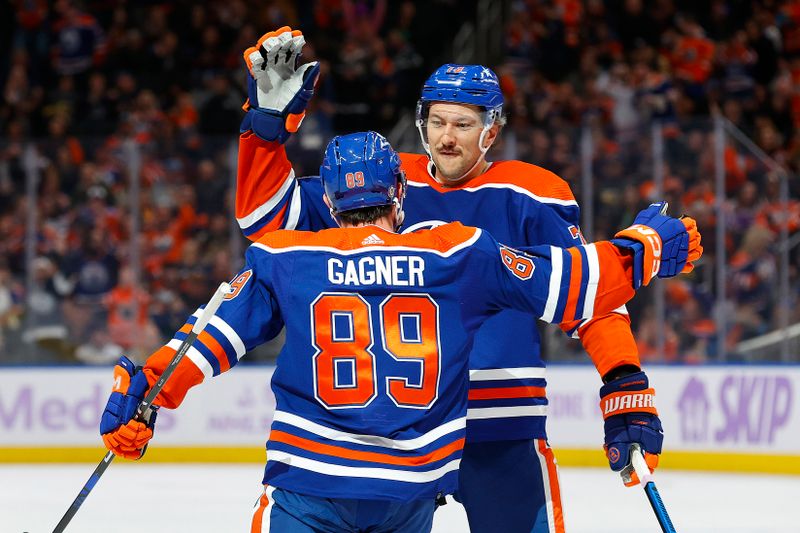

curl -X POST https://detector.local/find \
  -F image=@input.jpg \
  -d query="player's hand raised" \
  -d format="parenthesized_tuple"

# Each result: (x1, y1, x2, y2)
(241, 26, 320, 144)
(99, 356, 158, 460)
(612, 201, 703, 289)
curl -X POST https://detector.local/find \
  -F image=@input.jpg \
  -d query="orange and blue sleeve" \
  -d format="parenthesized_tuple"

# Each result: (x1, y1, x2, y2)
(143, 247, 284, 408)
(563, 313, 640, 378)
(236, 132, 297, 241)
(485, 235, 638, 326)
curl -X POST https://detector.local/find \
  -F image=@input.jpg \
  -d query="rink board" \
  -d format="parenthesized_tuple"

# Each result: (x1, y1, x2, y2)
(1, 364, 798, 474)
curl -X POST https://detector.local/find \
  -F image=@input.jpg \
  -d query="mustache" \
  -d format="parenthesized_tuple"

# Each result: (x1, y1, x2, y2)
(436, 146, 461, 155)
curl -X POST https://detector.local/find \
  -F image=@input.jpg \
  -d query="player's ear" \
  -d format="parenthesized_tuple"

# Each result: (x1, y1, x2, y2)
(482, 124, 500, 150)
(323, 194, 342, 227)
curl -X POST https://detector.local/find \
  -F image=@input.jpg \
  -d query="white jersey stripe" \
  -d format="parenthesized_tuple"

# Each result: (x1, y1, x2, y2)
(467, 405, 548, 420)
(581, 244, 600, 319)
(284, 185, 302, 230)
(188, 309, 245, 361)
(209, 315, 246, 360)
(541, 246, 563, 323)
(272, 411, 466, 451)
(251, 228, 482, 258)
(406, 179, 578, 207)
(469, 367, 546, 381)
(236, 169, 296, 229)
(567, 302, 630, 341)
(267, 450, 461, 483)
(166, 339, 213, 379)
(251, 485, 275, 533)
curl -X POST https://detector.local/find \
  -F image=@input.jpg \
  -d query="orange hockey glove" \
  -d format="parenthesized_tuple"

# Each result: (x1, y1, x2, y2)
(99, 356, 157, 460)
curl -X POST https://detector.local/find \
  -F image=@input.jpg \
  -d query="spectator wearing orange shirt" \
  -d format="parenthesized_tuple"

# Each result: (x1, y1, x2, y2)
(106, 264, 158, 355)
(669, 16, 715, 113)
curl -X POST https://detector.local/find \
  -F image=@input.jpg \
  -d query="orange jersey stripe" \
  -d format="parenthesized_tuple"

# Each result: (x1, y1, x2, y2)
(248, 202, 289, 241)
(256, 222, 479, 255)
(197, 330, 231, 373)
(562, 248, 583, 322)
(468, 386, 546, 400)
(250, 486, 271, 533)
(537, 440, 566, 533)
(178, 323, 192, 335)
(399, 152, 576, 202)
(236, 133, 293, 220)
(268, 430, 465, 467)
(591, 242, 637, 322)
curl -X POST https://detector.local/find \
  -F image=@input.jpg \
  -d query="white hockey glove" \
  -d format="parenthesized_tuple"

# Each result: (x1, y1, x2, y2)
(241, 26, 320, 144)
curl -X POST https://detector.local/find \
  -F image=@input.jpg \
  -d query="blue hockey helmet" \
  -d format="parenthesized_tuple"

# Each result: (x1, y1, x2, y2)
(416, 64, 504, 126)
(320, 131, 406, 216)
(415, 64, 505, 161)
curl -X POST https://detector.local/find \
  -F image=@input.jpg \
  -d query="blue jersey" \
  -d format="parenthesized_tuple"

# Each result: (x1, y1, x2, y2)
(235, 136, 640, 442)
(143, 223, 637, 501)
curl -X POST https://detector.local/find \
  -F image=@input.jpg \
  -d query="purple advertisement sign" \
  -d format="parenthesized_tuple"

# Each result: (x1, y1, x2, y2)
(677, 373, 793, 446)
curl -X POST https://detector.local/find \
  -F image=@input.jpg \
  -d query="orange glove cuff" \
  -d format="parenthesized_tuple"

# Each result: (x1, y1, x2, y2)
(600, 388, 659, 420)
(614, 224, 663, 286)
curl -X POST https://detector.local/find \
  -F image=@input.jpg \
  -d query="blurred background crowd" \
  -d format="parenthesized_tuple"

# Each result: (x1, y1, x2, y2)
(0, 0, 798, 365)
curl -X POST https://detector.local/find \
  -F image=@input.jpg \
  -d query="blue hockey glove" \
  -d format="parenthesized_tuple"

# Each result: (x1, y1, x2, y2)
(241, 26, 320, 144)
(611, 201, 703, 289)
(599, 371, 663, 487)
(100, 356, 157, 460)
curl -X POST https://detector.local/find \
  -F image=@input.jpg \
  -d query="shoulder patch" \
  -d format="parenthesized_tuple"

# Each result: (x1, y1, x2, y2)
(500, 245, 535, 280)
(568, 225, 587, 244)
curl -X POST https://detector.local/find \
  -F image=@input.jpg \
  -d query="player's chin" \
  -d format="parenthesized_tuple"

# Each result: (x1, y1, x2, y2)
(432, 157, 466, 182)
(436, 168, 467, 185)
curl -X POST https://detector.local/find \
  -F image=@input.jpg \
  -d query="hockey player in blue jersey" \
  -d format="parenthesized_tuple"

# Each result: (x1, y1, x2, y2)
(232, 27, 690, 532)
(100, 131, 701, 532)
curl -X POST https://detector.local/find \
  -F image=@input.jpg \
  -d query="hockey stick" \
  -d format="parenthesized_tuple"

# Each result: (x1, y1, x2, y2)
(631, 443, 677, 533)
(52, 282, 231, 533)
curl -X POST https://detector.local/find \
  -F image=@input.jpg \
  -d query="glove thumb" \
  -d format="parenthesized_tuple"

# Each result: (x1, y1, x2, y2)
(605, 442, 631, 472)
(298, 61, 321, 90)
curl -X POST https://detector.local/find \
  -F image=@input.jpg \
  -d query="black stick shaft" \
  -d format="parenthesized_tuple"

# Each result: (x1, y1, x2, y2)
(52, 451, 115, 533)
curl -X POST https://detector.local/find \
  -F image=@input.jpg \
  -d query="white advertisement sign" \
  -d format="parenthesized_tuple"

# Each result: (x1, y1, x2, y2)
(1, 365, 797, 455)
(547, 366, 799, 454)
(0, 367, 276, 446)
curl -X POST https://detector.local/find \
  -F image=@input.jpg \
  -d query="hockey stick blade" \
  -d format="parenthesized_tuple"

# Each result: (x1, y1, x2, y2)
(631, 444, 677, 533)
(52, 282, 230, 533)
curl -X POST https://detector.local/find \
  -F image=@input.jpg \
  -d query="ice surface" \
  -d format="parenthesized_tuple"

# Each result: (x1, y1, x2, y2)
(3, 464, 798, 532)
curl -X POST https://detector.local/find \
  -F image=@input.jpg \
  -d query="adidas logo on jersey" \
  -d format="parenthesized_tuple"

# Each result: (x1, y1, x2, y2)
(361, 234, 385, 245)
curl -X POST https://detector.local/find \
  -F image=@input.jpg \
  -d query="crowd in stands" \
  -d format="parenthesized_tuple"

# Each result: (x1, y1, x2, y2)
(494, 0, 800, 361)
(0, 0, 798, 364)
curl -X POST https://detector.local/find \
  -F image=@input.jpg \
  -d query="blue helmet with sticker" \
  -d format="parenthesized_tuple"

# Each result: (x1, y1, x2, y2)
(416, 64, 504, 125)
(320, 131, 406, 216)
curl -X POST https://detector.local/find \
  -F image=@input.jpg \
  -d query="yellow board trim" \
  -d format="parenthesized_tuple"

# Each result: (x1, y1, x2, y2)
(0, 447, 265, 464)
(553, 448, 800, 475)
(2, 447, 799, 475)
